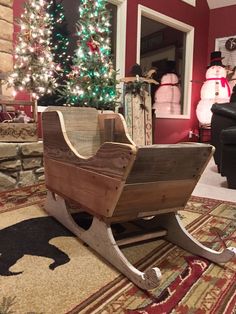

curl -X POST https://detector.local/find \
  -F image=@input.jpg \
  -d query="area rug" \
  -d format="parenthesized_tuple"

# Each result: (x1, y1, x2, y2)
(0, 185, 235, 314)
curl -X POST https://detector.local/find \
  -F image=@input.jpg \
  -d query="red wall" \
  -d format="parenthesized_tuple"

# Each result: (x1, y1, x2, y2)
(13, 0, 211, 143)
(208, 5, 236, 55)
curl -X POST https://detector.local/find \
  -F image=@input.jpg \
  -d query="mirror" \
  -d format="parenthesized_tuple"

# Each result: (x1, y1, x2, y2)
(137, 5, 194, 119)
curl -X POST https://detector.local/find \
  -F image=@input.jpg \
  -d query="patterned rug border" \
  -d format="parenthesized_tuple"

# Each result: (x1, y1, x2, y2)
(0, 183, 47, 213)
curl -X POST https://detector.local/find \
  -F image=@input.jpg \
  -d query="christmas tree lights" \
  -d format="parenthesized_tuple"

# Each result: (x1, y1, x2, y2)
(39, 0, 72, 105)
(8, 0, 57, 99)
(64, 0, 119, 110)
(48, 0, 71, 80)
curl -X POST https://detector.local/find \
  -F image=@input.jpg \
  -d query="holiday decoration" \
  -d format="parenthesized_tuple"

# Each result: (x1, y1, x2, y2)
(225, 37, 236, 52)
(196, 51, 230, 125)
(38, 0, 72, 106)
(153, 61, 181, 116)
(63, 0, 119, 110)
(49, 0, 71, 74)
(7, 0, 57, 99)
(121, 65, 158, 146)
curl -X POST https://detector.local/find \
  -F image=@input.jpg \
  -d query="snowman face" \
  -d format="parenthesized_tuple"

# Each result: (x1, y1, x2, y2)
(205, 66, 227, 78)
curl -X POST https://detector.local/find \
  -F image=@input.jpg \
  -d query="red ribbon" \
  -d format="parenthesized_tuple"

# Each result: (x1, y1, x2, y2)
(160, 83, 178, 86)
(206, 77, 231, 97)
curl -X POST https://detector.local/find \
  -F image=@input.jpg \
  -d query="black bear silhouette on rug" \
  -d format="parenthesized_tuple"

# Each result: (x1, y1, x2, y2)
(0, 212, 125, 277)
(0, 215, 77, 276)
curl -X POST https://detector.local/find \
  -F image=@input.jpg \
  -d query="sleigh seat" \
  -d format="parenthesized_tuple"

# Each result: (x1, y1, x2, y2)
(42, 107, 236, 290)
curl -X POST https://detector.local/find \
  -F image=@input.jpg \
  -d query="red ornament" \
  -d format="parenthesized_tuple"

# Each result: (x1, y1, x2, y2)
(87, 39, 100, 53)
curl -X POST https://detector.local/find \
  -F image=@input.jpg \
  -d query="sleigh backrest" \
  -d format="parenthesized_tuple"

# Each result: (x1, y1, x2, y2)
(45, 106, 102, 157)
(44, 106, 134, 158)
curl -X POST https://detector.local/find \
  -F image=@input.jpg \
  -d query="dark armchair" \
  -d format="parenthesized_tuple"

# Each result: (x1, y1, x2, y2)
(211, 102, 236, 189)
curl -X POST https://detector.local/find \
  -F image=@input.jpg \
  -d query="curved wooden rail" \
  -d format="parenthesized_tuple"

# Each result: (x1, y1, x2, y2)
(45, 191, 162, 290)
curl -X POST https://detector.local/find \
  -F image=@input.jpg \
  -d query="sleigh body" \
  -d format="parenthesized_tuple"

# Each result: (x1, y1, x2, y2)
(42, 107, 235, 290)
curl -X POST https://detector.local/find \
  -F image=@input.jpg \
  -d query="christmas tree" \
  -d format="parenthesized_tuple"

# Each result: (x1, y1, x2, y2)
(49, 0, 71, 77)
(39, 0, 72, 105)
(8, 0, 57, 100)
(64, 0, 119, 110)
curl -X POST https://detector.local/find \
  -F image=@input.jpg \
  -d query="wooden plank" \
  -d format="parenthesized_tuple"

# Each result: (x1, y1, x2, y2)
(116, 229, 167, 246)
(0, 99, 34, 106)
(98, 111, 135, 145)
(45, 107, 101, 156)
(46, 106, 99, 132)
(43, 110, 137, 179)
(0, 122, 38, 142)
(126, 143, 213, 183)
(44, 158, 124, 217)
(114, 179, 197, 218)
(104, 118, 115, 142)
(104, 206, 181, 223)
(131, 95, 146, 146)
(144, 93, 153, 145)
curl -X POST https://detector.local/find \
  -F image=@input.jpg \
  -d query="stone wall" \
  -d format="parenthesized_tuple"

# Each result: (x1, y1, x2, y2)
(0, 141, 44, 191)
(0, 3, 45, 192)
(0, 0, 13, 96)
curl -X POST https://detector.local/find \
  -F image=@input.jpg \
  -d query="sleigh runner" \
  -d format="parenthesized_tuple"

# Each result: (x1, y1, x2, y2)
(42, 107, 235, 290)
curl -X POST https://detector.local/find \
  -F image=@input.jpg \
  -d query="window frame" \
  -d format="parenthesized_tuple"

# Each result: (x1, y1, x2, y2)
(108, 0, 127, 80)
(136, 5, 194, 119)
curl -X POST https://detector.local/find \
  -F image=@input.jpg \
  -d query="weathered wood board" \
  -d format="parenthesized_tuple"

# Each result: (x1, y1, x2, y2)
(124, 92, 153, 146)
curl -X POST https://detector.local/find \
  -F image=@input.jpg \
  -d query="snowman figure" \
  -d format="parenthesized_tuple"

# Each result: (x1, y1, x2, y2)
(153, 60, 181, 116)
(196, 51, 230, 126)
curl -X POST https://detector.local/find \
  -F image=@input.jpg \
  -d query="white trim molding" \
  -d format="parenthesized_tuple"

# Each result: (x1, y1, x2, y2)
(108, 0, 127, 80)
(181, 0, 196, 6)
(137, 5, 194, 119)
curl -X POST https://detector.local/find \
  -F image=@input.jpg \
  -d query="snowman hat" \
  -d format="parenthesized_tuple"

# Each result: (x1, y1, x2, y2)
(208, 51, 225, 68)
(163, 60, 177, 74)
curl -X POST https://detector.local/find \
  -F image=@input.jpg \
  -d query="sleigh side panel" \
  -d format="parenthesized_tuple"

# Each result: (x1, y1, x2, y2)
(43, 109, 137, 217)
(111, 143, 213, 221)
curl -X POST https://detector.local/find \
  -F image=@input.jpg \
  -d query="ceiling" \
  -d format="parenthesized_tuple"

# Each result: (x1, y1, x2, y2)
(207, 0, 236, 9)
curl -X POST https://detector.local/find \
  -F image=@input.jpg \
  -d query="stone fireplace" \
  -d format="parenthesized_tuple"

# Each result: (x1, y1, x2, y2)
(0, 1, 44, 191)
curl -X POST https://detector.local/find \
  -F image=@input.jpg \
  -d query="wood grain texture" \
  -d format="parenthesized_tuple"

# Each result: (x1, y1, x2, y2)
(45, 106, 101, 156)
(98, 111, 135, 145)
(45, 191, 162, 290)
(43, 110, 137, 179)
(126, 143, 213, 184)
(44, 158, 123, 217)
(114, 179, 196, 219)
(43, 107, 236, 290)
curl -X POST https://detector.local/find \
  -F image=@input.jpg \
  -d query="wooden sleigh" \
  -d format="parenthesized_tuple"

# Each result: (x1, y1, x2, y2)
(42, 107, 236, 290)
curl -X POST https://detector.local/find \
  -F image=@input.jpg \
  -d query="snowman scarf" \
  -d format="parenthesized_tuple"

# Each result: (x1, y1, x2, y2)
(206, 77, 231, 97)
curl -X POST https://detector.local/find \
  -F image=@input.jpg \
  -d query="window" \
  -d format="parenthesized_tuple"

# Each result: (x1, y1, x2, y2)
(137, 5, 194, 119)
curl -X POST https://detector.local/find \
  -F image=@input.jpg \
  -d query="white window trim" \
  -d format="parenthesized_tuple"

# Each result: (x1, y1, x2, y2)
(136, 5, 194, 119)
(181, 0, 196, 6)
(108, 0, 127, 80)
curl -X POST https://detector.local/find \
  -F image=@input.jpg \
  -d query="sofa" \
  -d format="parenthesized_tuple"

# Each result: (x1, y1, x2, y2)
(211, 102, 236, 189)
